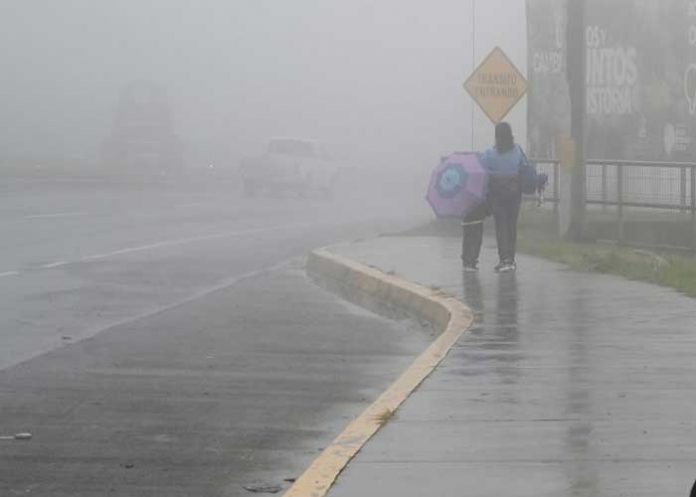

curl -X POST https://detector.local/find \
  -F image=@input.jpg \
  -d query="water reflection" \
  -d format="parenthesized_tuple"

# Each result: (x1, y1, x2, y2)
(461, 270, 484, 322)
(495, 273, 519, 337)
(564, 292, 599, 496)
(460, 271, 521, 389)
(461, 268, 600, 493)
(493, 273, 520, 389)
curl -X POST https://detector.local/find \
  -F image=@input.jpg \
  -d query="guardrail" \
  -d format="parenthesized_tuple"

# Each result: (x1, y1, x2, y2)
(530, 158, 696, 250)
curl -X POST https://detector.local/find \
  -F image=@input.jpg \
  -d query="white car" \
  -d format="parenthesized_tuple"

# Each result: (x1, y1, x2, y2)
(241, 138, 339, 198)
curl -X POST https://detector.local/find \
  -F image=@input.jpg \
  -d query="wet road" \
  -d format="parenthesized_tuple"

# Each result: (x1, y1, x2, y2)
(331, 236, 696, 497)
(0, 178, 430, 496)
(0, 178, 425, 370)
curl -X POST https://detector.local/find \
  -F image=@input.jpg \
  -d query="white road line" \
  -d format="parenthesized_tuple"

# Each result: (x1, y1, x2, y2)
(0, 222, 316, 278)
(0, 259, 293, 372)
(41, 261, 69, 269)
(25, 212, 86, 220)
(83, 223, 311, 262)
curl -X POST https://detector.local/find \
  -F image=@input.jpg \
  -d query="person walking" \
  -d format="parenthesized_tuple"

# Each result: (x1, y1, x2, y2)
(461, 122, 527, 272)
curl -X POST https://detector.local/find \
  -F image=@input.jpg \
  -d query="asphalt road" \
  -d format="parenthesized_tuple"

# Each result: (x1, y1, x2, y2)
(0, 177, 430, 496)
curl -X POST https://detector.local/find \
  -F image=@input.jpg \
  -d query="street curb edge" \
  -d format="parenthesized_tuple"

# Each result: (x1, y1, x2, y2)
(283, 248, 474, 497)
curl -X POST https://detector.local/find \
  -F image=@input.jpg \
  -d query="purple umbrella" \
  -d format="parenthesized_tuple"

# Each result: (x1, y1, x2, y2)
(426, 153, 488, 219)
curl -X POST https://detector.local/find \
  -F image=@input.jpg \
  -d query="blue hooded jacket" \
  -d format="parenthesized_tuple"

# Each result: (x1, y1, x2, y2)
(479, 144, 527, 178)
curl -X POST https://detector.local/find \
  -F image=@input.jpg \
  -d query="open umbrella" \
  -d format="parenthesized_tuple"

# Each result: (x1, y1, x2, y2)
(426, 153, 488, 219)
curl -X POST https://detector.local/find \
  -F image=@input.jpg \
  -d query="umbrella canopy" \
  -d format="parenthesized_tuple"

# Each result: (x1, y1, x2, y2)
(426, 153, 488, 218)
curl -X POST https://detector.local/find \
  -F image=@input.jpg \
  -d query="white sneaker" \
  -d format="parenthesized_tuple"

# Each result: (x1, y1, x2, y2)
(498, 261, 517, 273)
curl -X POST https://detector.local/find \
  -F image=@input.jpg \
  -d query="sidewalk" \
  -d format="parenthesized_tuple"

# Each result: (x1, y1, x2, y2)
(328, 235, 696, 497)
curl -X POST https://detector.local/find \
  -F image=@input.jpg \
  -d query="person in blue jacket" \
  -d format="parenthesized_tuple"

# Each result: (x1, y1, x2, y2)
(461, 122, 526, 273)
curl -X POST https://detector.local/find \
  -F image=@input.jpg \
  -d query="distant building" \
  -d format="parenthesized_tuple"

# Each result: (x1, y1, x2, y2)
(102, 82, 183, 173)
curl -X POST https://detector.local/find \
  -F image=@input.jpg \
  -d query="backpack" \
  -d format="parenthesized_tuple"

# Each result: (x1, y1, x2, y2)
(518, 147, 541, 194)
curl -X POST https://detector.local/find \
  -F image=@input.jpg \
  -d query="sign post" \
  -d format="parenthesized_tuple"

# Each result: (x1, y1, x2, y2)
(464, 46, 529, 124)
(566, 0, 586, 241)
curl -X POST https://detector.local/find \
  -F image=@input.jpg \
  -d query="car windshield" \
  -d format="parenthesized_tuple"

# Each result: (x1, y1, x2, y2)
(268, 140, 315, 157)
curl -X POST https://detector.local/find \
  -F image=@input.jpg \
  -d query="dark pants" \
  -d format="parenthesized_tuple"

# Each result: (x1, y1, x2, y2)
(490, 177, 522, 263)
(461, 177, 521, 265)
(461, 201, 489, 266)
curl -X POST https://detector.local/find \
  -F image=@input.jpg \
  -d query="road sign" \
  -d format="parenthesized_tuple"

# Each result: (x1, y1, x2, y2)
(464, 47, 528, 124)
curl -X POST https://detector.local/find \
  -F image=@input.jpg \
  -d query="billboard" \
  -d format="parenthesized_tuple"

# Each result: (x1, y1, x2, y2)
(528, 0, 696, 162)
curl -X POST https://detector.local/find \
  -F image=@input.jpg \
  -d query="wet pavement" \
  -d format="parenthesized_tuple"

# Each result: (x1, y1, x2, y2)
(330, 236, 696, 496)
(0, 263, 430, 497)
(0, 179, 432, 496)
(0, 180, 427, 371)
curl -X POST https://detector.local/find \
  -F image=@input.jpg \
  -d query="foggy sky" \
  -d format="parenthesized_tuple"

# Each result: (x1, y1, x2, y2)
(1, 0, 527, 169)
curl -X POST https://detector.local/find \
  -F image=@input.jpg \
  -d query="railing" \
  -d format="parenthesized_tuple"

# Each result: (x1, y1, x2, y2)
(529, 158, 696, 251)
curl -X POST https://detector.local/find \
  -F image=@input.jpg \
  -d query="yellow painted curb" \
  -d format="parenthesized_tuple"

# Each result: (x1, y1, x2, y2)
(285, 249, 474, 497)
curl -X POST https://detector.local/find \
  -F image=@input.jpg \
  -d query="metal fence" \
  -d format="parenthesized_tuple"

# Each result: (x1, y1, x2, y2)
(530, 158, 696, 250)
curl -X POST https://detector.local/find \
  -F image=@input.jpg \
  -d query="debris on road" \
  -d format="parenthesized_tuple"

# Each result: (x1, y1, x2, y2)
(242, 483, 283, 494)
(0, 432, 32, 440)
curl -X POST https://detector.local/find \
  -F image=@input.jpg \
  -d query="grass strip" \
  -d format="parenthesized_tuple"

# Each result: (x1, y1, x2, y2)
(517, 235, 696, 298)
(394, 217, 696, 299)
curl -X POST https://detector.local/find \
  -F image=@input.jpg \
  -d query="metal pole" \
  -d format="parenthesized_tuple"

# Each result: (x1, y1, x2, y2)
(617, 164, 624, 243)
(691, 166, 696, 250)
(601, 163, 608, 212)
(681, 166, 687, 212)
(554, 161, 560, 217)
(566, 0, 587, 241)
(471, 0, 476, 151)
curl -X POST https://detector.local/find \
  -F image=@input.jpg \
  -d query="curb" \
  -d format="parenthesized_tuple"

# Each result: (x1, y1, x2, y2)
(283, 248, 474, 497)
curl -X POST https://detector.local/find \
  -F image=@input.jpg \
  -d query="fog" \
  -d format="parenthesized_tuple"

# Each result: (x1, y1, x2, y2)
(1, 0, 527, 172)
(5, 5, 696, 494)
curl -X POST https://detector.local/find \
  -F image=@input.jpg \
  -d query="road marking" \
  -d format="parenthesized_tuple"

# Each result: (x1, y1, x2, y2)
(25, 212, 86, 219)
(0, 259, 294, 373)
(41, 261, 69, 269)
(0, 222, 316, 278)
(83, 223, 313, 262)
(285, 250, 474, 497)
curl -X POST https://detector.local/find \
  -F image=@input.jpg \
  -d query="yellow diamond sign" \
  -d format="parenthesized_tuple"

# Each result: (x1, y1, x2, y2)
(464, 47, 528, 123)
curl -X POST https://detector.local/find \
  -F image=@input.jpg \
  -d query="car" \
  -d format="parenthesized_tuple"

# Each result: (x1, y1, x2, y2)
(240, 138, 339, 198)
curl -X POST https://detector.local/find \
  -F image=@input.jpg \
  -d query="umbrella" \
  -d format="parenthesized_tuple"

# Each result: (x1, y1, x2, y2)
(426, 153, 488, 218)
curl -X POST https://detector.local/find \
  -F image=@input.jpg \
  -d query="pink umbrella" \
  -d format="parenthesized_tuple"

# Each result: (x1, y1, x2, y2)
(426, 153, 489, 218)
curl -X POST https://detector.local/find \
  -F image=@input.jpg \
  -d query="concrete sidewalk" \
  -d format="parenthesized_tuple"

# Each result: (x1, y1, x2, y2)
(329, 236, 696, 497)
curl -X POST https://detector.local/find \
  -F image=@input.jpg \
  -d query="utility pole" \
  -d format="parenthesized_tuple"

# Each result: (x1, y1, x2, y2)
(471, 0, 476, 151)
(566, 0, 586, 241)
